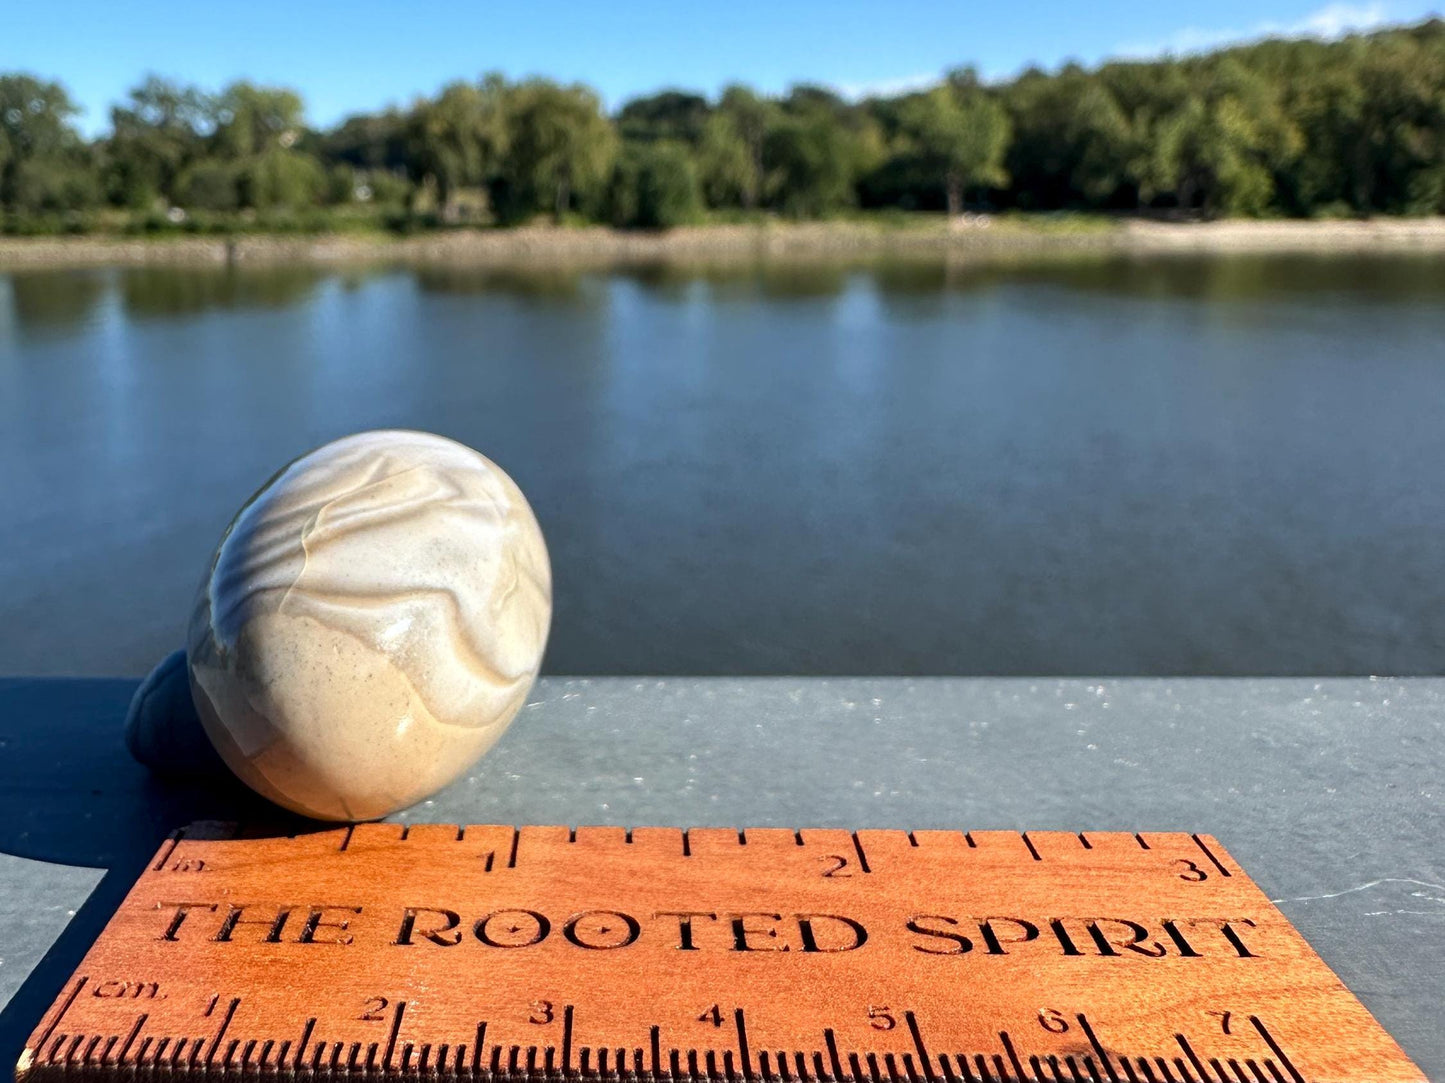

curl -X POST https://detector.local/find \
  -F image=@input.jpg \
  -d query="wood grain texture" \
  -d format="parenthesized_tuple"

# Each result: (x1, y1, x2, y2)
(15, 825, 1424, 1083)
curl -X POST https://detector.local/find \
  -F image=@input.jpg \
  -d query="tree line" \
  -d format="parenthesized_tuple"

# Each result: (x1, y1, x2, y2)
(1, 19, 1441, 233)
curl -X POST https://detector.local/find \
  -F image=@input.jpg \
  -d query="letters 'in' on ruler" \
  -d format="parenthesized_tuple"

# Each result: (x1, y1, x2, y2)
(18, 824, 1425, 1083)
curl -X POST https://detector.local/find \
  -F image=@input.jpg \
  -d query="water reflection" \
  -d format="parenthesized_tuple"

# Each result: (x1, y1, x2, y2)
(4, 269, 108, 331)
(118, 265, 327, 318)
(414, 264, 597, 302)
(913, 252, 1445, 302)
(6, 255, 1443, 339)
(3, 254, 1445, 677)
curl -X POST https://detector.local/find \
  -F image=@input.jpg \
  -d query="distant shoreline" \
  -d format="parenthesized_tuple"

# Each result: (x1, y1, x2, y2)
(3, 217, 1445, 269)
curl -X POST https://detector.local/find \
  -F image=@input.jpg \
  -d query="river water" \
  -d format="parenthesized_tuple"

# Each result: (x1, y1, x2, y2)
(3, 254, 1444, 677)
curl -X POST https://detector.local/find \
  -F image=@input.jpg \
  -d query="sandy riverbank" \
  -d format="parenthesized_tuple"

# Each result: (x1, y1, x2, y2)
(2, 217, 1444, 269)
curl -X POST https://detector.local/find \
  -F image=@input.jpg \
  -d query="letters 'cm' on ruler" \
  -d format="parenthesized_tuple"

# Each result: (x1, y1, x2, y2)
(17, 824, 1425, 1083)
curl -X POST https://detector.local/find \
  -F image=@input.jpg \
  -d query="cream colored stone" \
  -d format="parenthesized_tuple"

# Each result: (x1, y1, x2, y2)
(187, 430, 551, 821)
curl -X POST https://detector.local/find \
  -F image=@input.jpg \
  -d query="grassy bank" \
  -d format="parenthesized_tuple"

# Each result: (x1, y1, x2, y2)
(2, 216, 1444, 270)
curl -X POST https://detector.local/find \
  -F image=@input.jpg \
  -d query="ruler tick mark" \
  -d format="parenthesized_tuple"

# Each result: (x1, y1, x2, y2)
(825, 1030, 844, 1082)
(204, 999, 239, 1067)
(17, 826, 1424, 1083)
(382, 1000, 406, 1069)
(1001, 1031, 1028, 1083)
(116, 1014, 146, 1065)
(152, 836, 181, 872)
(851, 832, 872, 873)
(1176, 1035, 1210, 1083)
(1191, 835, 1232, 878)
(736, 1008, 754, 1081)
(1080, 1015, 1119, 1083)
(904, 1013, 936, 1083)
(562, 1004, 574, 1074)
(1249, 1019, 1303, 1083)
(31, 974, 86, 1057)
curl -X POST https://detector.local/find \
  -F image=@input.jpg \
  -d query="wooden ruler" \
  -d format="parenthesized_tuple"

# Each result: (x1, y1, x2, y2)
(17, 824, 1424, 1083)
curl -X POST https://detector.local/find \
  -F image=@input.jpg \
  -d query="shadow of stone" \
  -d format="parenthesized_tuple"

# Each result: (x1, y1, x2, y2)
(0, 678, 317, 1073)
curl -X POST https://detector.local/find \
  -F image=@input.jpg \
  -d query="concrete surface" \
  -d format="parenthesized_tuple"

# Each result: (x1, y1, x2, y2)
(0, 676, 1440, 1077)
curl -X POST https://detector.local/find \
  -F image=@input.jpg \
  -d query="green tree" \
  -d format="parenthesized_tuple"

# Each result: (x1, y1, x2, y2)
(762, 116, 856, 216)
(1003, 66, 1137, 209)
(608, 140, 703, 228)
(175, 160, 240, 211)
(1142, 60, 1302, 215)
(897, 78, 1011, 215)
(323, 108, 411, 172)
(698, 85, 772, 209)
(6, 16, 1445, 231)
(617, 91, 710, 145)
(502, 79, 616, 221)
(211, 82, 305, 158)
(196, 81, 325, 211)
(241, 148, 325, 209)
(104, 76, 211, 209)
(761, 87, 873, 217)
(0, 74, 95, 214)
(406, 75, 509, 217)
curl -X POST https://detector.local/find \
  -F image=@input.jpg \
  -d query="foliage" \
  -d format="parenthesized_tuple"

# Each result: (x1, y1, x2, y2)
(498, 79, 616, 222)
(3, 21, 1444, 232)
(617, 91, 710, 146)
(608, 140, 703, 228)
(698, 85, 773, 209)
(896, 74, 1011, 214)
(0, 74, 93, 213)
(405, 76, 509, 217)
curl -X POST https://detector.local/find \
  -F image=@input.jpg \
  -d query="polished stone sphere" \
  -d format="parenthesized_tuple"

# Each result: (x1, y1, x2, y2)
(186, 430, 551, 821)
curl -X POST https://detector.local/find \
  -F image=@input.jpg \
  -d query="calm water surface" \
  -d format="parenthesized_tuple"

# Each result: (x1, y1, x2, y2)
(3, 255, 1445, 677)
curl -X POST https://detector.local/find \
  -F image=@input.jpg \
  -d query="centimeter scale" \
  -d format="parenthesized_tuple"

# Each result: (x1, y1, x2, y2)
(17, 824, 1425, 1083)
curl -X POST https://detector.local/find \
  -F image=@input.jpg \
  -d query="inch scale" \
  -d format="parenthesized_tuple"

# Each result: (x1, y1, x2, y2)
(17, 824, 1425, 1083)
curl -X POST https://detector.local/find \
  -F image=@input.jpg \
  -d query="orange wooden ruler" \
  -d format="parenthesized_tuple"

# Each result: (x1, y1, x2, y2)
(17, 824, 1425, 1083)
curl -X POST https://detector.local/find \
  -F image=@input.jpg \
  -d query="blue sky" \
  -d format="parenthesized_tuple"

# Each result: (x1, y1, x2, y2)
(4, 0, 1439, 135)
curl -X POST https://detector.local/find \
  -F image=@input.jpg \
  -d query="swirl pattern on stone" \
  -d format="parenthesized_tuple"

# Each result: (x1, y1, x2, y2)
(187, 430, 551, 821)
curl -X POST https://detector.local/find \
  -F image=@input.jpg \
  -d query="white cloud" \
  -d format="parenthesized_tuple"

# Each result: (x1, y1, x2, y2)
(1294, 0, 1391, 35)
(835, 71, 940, 102)
(1116, 1, 1394, 58)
